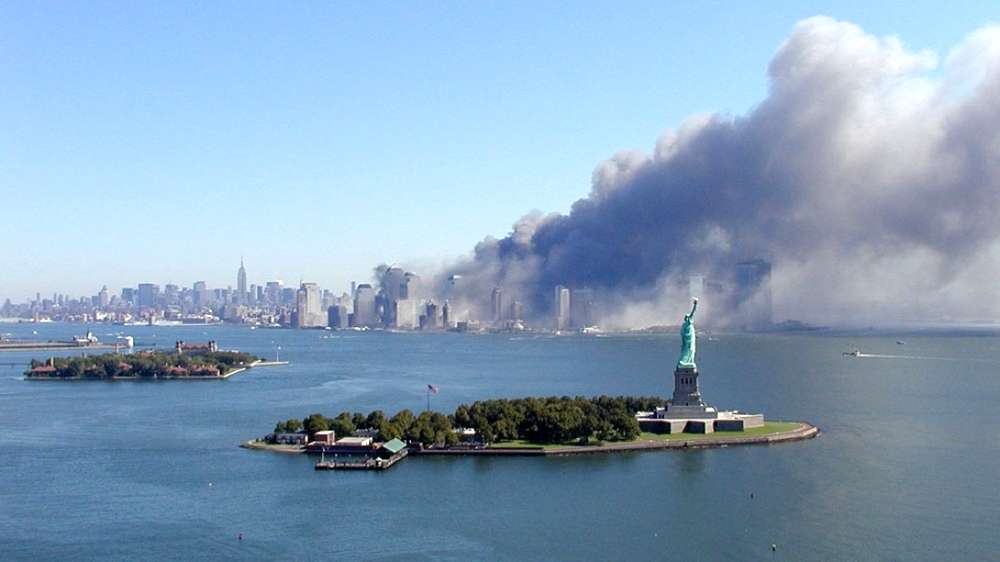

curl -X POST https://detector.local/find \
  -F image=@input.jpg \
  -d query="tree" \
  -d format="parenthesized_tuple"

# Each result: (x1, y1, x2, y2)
(390, 409, 415, 434)
(329, 412, 356, 439)
(366, 410, 387, 429)
(303, 413, 329, 437)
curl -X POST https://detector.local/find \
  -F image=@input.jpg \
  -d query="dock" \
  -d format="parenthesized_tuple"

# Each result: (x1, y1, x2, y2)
(314, 450, 408, 471)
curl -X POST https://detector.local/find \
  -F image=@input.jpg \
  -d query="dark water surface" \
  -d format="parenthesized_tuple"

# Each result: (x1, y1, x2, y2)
(1, 324, 998, 561)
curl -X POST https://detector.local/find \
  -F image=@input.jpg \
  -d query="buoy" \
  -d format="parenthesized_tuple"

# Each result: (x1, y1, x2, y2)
(771, 543, 777, 552)
(750, 492, 754, 499)
(238, 533, 243, 541)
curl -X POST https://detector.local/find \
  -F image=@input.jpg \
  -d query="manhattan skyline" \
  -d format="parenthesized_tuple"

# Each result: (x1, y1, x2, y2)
(4, 3, 1000, 326)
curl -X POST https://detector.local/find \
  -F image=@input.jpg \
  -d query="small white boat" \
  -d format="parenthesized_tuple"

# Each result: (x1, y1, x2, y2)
(843, 349, 862, 357)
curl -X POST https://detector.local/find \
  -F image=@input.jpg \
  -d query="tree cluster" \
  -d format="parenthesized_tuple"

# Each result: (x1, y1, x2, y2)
(454, 395, 661, 444)
(276, 395, 666, 447)
(282, 409, 459, 446)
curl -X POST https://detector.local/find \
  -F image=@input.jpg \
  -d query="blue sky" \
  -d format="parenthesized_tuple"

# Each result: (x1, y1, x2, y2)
(1, 1, 994, 300)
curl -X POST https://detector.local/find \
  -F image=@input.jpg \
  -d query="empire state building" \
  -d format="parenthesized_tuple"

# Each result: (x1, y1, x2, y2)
(237, 258, 247, 304)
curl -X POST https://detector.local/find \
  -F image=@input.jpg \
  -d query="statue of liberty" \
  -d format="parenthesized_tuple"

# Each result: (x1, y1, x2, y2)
(677, 297, 698, 369)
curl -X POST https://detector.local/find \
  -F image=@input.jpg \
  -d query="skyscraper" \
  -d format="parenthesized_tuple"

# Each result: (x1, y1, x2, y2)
(265, 281, 283, 307)
(554, 285, 570, 331)
(296, 282, 324, 328)
(137, 283, 160, 308)
(352, 284, 378, 328)
(490, 287, 504, 324)
(237, 258, 247, 304)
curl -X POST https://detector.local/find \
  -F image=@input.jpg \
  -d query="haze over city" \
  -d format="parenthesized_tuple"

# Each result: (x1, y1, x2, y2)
(4, 3, 1000, 326)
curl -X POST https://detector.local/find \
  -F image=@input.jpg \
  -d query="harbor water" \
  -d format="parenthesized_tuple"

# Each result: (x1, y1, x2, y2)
(1, 323, 998, 561)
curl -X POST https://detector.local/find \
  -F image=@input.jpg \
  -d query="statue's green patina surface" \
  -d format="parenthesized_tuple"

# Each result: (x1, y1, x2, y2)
(677, 298, 698, 370)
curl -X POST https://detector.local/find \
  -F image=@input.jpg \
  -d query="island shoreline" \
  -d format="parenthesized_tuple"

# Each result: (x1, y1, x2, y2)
(240, 422, 819, 458)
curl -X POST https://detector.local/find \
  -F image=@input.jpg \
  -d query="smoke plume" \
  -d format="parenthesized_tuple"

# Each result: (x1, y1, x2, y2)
(437, 17, 1000, 327)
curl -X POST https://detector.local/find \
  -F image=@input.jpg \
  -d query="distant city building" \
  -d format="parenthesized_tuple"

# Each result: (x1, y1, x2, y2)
(554, 285, 570, 330)
(237, 259, 248, 304)
(327, 304, 349, 329)
(735, 259, 773, 331)
(137, 283, 160, 308)
(441, 301, 451, 329)
(352, 284, 378, 328)
(379, 267, 421, 327)
(164, 284, 180, 306)
(402, 272, 420, 300)
(490, 287, 504, 324)
(394, 299, 417, 329)
(421, 301, 440, 330)
(382, 267, 406, 302)
(296, 282, 325, 328)
(265, 281, 283, 306)
(121, 287, 136, 305)
(97, 286, 110, 307)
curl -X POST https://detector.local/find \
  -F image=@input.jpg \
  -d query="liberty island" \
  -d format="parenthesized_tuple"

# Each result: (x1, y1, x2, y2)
(244, 297, 814, 465)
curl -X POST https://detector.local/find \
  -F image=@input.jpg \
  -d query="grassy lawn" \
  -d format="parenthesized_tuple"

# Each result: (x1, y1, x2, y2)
(490, 422, 802, 450)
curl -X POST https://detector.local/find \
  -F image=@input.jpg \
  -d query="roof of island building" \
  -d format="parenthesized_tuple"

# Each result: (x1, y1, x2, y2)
(334, 436, 373, 447)
(380, 438, 406, 454)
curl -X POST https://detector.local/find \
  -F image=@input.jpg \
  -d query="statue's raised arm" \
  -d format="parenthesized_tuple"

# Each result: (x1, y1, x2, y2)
(677, 297, 698, 370)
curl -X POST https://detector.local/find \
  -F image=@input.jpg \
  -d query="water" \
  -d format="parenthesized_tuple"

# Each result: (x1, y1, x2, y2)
(1, 323, 998, 561)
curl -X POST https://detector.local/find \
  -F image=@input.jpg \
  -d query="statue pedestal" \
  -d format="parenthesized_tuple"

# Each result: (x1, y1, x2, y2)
(659, 366, 718, 419)
(672, 366, 703, 408)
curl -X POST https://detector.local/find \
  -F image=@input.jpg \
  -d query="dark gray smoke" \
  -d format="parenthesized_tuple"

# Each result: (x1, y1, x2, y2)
(437, 17, 1000, 326)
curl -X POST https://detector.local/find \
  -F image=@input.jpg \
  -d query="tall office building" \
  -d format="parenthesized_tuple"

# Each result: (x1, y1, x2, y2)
(295, 283, 324, 328)
(327, 304, 349, 329)
(402, 272, 420, 300)
(490, 287, 504, 324)
(352, 284, 378, 328)
(97, 286, 110, 307)
(394, 299, 417, 329)
(265, 281, 283, 307)
(237, 259, 247, 304)
(163, 284, 180, 306)
(382, 267, 406, 301)
(137, 283, 160, 308)
(554, 285, 570, 331)
(735, 259, 773, 331)
(441, 301, 451, 329)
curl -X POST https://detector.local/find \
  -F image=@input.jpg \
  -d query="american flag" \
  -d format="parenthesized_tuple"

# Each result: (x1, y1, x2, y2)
(427, 384, 439, 394)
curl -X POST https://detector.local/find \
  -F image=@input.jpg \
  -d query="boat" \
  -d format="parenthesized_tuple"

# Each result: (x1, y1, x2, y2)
(843, 349, 862, 357)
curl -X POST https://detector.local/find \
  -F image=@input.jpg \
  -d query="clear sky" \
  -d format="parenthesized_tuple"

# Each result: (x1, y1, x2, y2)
(1, 1, 995, 300)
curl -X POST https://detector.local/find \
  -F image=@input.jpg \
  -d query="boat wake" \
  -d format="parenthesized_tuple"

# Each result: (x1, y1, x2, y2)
(853, 352, 1000, 363)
